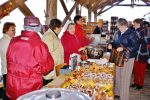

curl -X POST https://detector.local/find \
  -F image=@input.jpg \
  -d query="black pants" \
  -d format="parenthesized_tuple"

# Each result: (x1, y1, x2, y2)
(3, 74, 6, 88)
(43, 78, 53, 86)
(2, 74, 9, 100)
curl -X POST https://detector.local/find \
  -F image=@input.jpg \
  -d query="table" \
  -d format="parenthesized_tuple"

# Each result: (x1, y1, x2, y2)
(46, 62, 115, 100)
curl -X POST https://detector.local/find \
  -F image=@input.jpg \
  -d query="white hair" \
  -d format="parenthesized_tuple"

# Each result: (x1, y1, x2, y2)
(24, 25, 41, 33)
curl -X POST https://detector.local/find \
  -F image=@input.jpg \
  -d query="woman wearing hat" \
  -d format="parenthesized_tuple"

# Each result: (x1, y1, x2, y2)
(6, 16, 54, 99)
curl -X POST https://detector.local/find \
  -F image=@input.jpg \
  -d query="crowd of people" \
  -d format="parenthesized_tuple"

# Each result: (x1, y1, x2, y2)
(0, 15, 150, 100)
(108, 18, 150, 100)
(0, 15, 92, 100)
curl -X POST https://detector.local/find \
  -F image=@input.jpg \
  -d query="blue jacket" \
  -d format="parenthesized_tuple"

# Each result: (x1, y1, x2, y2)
(112, 28, 139, 58)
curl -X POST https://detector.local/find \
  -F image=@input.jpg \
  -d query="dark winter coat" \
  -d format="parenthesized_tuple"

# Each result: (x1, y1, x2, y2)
(112, 28, 139, 58)
(136, 27, 149, 62)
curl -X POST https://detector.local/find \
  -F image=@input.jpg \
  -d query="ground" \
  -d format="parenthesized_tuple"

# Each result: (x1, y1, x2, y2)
(130, 71, 150, 100)
(115, 71, 150, 100)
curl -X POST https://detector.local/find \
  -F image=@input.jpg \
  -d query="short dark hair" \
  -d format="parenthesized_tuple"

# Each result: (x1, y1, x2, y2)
(49, 19, 62, 31)
(74, 15, 82, 24)
(133, 18, 143, 27)
(2, 22, 16, 34)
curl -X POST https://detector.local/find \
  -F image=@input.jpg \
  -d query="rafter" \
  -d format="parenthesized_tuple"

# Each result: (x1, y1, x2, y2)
(141, 0, 150, 4)
(92, 0, 107, 11)
(0, 1, 16, 20)
(10, 0, 34, 16)
(115, 4, 150, 6)
(97, 7, 105, 15)
(59, 0, 71, 20)
(97, 1, 124, 15)
(0, 0, 29, 20)
(62, 2, 78, 26)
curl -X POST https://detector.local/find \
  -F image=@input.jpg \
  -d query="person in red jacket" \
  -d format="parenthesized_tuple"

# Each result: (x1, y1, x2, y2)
(6, 16, 54, 100)
(61, 23, 81, 64)
(74, 15, 92, 47)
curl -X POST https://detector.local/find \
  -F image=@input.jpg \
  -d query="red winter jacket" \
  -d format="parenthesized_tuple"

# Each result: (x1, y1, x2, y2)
(61, 30, 81, 64)
(75, 24, 91, 47)
(6, 31, 54, 100)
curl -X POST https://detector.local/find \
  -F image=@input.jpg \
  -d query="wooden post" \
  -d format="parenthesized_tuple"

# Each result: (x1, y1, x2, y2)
(76, 4, 81, 15)
(80, 5, 82, 15)
(88, 9, 91, 22)
(94, 10, 97, 22)
(46, 0, 57, 25)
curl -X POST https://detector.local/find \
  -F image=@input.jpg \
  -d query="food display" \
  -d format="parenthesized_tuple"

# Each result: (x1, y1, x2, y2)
(47, 62, 115, 100)
(80, 46, 104, 59)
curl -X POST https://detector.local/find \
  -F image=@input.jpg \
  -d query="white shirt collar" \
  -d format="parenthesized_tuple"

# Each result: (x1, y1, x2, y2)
(3, 34, 11, 39)
(121, 28, 128, 35)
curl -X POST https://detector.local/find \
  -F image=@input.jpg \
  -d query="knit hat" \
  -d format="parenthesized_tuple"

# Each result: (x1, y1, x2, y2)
(23, 16, 41, 32)
(24, 16, 40, 26)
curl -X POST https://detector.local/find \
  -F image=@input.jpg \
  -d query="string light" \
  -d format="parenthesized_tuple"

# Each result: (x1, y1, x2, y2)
(3, 1, 13, 16)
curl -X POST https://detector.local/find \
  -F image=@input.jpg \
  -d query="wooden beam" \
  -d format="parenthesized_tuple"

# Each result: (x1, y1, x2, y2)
(78, 0, 92, 10)
(97, 7, 104, 15)
(59, 0, 71, 21)
(76, 0, 84, 6)
(80, 5, 82, 15)
(76, 4, 81, 15)
(141, 0, 150, 5)
(88, 9, 92, 22)
(0, 1, 16, 20)
(46, 0, 57, 25)
(88, 0, 95, 10)
(62, 2, 78, 26)
(95, 0, 120, 12)
(94, 10, 97, 22)
(114, 4, 150, 6)
(10, 0, 34, 16)
(93, 0, 114, 12)
(0, 0, 29, 20)
(97, 1, 123, 15)
(143, 12, 150, 16)
(91, 0, 104, 11)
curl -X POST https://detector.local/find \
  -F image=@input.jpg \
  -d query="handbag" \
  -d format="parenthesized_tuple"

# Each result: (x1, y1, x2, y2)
(109, 48, 130, 67)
